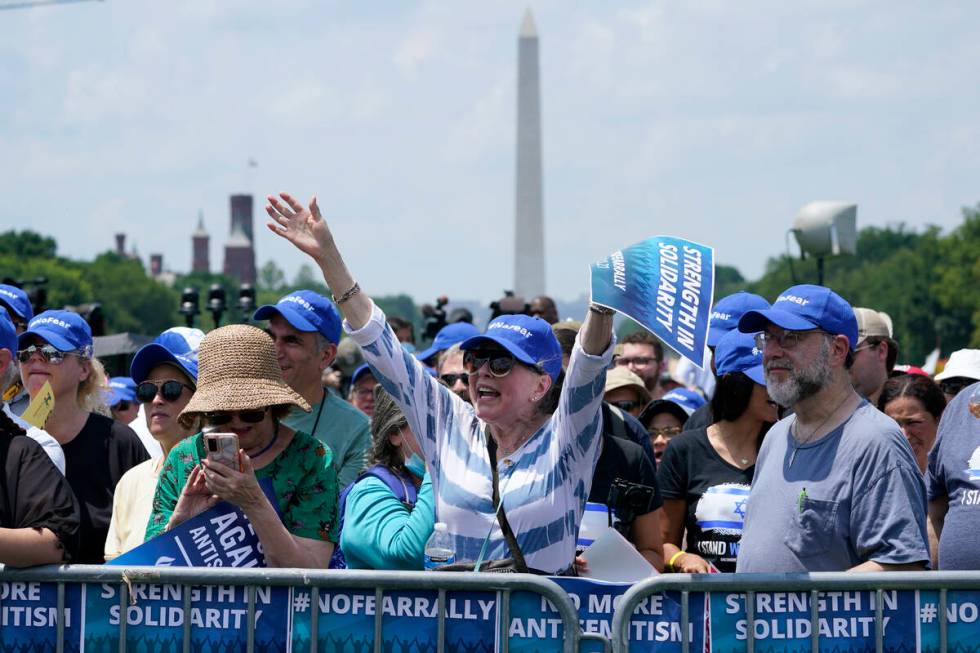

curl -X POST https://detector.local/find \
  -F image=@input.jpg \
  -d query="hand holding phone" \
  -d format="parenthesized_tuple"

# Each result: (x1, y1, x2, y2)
(204, 432, 241, 471)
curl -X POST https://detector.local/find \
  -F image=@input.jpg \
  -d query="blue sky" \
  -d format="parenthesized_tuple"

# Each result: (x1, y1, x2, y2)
(1, 1, 978, 303)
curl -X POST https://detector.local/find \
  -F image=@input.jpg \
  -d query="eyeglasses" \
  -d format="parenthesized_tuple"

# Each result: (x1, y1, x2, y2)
(615, 356, 658, 368)
(440, 373, 469, 386)
(112, 400, 132, 412)
(203, 409, 268, 426)
(609, 400, 641, 413)
(16, 344, 85, 365)
(648, 425, 682, 438)
(137, 380, 194, 404)
(753, 329, 825, 350)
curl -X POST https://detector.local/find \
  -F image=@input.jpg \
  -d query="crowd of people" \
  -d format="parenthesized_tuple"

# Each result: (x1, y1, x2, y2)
(0, 192, 976, 576)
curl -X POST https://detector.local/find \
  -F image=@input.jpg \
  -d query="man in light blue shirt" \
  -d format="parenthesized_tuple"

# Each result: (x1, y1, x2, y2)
(254, 291, 370, 488)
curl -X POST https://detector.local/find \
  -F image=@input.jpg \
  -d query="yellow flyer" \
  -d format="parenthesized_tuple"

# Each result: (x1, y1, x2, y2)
(22, 380, 55, 428)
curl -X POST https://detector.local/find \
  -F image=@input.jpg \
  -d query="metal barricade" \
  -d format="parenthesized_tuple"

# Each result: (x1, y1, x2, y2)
(610, 571, 980, 653)
(0, 565, 595, 653)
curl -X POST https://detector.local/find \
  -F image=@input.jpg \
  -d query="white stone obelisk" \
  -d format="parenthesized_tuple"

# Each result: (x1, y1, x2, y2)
(513, 8, 545, 298)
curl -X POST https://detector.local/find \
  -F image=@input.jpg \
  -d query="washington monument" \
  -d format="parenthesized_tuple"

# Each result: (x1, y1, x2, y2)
(513, 8, 545, 298)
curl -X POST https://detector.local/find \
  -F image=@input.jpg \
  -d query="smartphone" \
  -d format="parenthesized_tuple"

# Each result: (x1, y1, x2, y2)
(204, 432, 240, 471)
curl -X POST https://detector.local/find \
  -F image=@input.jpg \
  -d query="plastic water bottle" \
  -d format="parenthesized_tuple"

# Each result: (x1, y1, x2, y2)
(423, 522, 456, 570)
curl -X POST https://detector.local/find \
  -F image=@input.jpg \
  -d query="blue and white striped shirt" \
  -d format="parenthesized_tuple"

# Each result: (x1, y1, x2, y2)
(346, 303, 612, 573)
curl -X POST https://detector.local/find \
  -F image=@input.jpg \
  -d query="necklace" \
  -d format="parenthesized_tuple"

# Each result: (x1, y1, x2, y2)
(789, 390, 852, 467)
(248, 421, 280, 459)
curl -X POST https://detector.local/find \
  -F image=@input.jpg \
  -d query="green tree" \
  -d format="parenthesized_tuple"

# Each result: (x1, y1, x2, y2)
(0, 230, 57, 259)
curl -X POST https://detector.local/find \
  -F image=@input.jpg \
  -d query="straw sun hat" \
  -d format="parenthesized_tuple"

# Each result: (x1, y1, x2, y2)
(179, 324, 310, 426)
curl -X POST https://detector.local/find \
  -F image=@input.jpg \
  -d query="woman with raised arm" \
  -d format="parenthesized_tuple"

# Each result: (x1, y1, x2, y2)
(267, 192, 615, 574)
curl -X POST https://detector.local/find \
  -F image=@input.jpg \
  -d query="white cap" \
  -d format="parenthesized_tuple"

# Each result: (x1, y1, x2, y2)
(434, 522, 448, 532)
(935, 349, 980, 382)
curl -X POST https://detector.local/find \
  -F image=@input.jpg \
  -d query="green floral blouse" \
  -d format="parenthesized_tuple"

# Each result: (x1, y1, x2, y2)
(144, 429, 339, 543)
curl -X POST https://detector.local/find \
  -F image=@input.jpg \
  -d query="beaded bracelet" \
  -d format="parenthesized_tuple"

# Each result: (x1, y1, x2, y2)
(332, 282, 361, 305)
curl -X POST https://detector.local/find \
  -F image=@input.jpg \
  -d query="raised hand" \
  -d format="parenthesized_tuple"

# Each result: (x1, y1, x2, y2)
(265, 192, 332, 262)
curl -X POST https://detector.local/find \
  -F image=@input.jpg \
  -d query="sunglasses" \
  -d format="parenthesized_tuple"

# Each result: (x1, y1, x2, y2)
(940, 378, 974, 397)
(609, 400, 641, 413)
(112, 400, 132, 412)
(440, 372, 469, 386)
(16, 344, 84, 365)
(137, 380, 194, 404)
(203, 409, 268, 426)
(463, 349, 530, 378)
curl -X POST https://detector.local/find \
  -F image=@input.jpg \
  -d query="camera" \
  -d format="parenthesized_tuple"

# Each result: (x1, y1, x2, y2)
(606, 478, 657, 534)
(489, 291, 530, 320)
(421, 295, 449, 341)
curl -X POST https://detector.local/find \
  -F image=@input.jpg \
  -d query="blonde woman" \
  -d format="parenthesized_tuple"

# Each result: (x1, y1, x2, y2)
(18, 310, 148, 563)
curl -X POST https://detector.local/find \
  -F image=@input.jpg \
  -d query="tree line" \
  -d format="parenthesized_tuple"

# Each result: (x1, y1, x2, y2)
(0, 205, 975, 363)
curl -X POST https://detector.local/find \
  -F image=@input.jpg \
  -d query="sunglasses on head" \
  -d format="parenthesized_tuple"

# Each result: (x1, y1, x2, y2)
(137, 380, 194, 404)
(203, 408, 268, 426)
(16, 344, 83, 365)
(440, 372, 469, 386)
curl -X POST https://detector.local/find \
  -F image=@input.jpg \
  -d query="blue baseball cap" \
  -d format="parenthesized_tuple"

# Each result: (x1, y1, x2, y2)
(416, 322, 481, 362)
(738, 284, 858, 350)
(707, 292, 771, 348)
(714, 330, 765, 385)
(107, 377, 137, 405)
(130, 327, 204, 384)
(253, 290, 342, 345)
(19, 310, 92, 355)
(0, 285, 33, 323)
(0, 307, 17, 356)
(661, 388, 707, 415)
(351, 364, 375, 386)
(459, 314, 563, 381)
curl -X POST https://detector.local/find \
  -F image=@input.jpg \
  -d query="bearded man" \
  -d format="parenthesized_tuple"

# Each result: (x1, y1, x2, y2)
(733, 285, 929, 572)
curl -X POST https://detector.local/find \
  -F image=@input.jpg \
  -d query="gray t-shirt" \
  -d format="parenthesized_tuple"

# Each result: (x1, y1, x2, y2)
(926, 381, 980, 570)
(736, 401, 929, 572)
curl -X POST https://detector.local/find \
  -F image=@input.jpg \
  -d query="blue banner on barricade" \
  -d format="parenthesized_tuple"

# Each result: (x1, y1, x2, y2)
(80, 582, 290, 653)
(2, 574, 979, 652)
(289, 587, 498, 653)
(509, 578, 706, 653)
(917, 590, 980, 653)
(709, 590, 918, 653)
(0, 581, 83, 653)
(591, 236, 714, 369)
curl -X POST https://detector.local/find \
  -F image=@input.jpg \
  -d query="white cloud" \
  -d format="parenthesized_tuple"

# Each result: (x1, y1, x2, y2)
(394, 30, 437, 79)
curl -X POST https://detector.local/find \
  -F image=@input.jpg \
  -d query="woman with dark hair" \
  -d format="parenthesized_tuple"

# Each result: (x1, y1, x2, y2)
(879, 374, 946, 473)
(657, 330, 777, 573)
(339, 385, 435, 569)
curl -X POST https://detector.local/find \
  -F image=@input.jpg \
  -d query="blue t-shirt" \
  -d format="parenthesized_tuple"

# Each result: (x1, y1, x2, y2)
(736, 401, 929, 572)
(927, 381, 980, 570)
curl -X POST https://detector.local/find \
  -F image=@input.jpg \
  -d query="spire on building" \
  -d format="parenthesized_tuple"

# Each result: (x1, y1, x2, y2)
(192, 210, 211, 274)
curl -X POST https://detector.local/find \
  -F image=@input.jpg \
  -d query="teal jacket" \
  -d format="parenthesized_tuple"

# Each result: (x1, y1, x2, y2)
(340, 472, 435, 570)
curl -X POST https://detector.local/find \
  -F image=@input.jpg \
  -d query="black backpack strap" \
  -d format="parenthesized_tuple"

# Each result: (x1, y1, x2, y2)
(487, 437, 529, 573)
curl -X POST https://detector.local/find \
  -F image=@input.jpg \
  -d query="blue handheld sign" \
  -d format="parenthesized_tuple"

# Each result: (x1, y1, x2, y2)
(591, 236, 715, 368)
